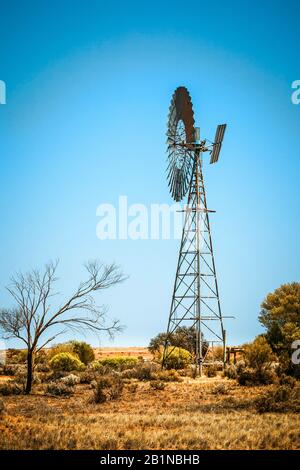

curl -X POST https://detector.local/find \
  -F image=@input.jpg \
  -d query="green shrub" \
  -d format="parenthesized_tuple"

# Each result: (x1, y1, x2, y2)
(90, 361, 107, 374)
(46, 381, 74, 396)
(96, 356, 138, 371)
(160, 347, 192, 370)
(70, 341, 95, 365)
(0, 381, 23, 396)
(49, 353, 85, 372)
(150, 380, 166, 390)
(47, 343, 76, 360)
(244, 336, 275, 369)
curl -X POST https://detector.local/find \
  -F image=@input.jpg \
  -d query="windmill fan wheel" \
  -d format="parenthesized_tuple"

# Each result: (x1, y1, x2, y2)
(166, 86, 196, 202)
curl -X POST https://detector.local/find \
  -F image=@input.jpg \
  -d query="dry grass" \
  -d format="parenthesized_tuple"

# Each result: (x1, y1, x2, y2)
(94, 347, 152, 360)
(0, 377, 299, 450)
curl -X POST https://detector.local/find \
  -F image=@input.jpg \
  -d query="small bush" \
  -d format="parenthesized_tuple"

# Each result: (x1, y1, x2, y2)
(237, 366, 276, 386)
(60, 374, 80, 387)
(79, 370, 96, 384)
(279, 374, 296, 388)
(35, 363, 51, 373)
(2, 364, 20, 376)
(244, 336, 275, 369)
(133, 362, 160, 380)
(224, 364, 237, 380)
(150, 380, 166, 390)
(212, 383, 229, 395)
(49, 353, 85, 372)
(255, 384, 300, 413)
(206, 364, 218, 378)
(0, 381, 23, 396)
(70, 341, 95, 365)
(6, 349, 27, 364)
(96, 356, 138, 371)
(0, 398, 5, 414)
(91, 375, 124, 403)
(127, 383, 138, 393)
(47, 343, 76, 360)
(153, 369, 182, 382)
(160, 347, 192, 370)
(90, 361, 107, 374)
(121, 368, 137, 379)
(46, 381, 74, 396)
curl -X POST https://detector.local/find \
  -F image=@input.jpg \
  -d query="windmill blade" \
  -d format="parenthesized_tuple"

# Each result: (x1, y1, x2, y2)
(210, 124, 226, 164)
(166, 87, 195, 201)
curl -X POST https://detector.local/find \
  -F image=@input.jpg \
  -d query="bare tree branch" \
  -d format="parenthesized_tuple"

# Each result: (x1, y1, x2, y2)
(0, 259, 127, 393)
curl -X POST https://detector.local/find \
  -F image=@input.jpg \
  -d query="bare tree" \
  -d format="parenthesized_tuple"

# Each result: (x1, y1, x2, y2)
(0, 260, 126, 393)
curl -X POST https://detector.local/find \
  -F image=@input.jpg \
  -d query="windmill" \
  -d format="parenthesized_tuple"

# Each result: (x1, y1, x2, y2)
(163, 86, 229, 376)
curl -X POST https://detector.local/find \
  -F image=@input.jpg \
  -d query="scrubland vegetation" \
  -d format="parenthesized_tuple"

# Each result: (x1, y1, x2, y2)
(0, 274, 299, 449)
(0, 336, 299, 450)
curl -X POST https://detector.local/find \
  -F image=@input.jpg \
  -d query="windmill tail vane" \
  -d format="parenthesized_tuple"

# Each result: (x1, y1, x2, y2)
(163, 86, 232, 376)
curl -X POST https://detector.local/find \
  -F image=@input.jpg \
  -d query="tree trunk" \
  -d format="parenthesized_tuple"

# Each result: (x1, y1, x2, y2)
(25, 349, 33, 394)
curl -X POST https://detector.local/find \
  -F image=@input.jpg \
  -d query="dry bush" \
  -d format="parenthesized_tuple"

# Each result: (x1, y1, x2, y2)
(150, 381, 166, 391)
(205, 364, 218, 378)
(153, 369, 182, 382)
(1, 364, 20, 376)
(224, 364, 237, 380)
(127, 383, 138, 393)
(60, 374, 80, 387)
(91, 375, 124, 403)
(279, 374, 297, 388)
(132, 362, 160, 381)
(121, 368, 137, 379)
(0, 382, 23, 396)
(237, 366, 277, 386)
(255, 384, 300, 413)
(45, 382, 75, 396)
(79, 370, 97, 384)
(0, 398, 5, 414)
(212, 383, 229, 395)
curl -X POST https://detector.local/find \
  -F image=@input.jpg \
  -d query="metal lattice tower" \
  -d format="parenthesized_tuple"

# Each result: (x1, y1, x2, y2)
(163, 87, 228, 375)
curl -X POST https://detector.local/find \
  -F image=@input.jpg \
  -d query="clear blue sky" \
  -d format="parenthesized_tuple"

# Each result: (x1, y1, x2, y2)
(0, 0, 299, 348)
